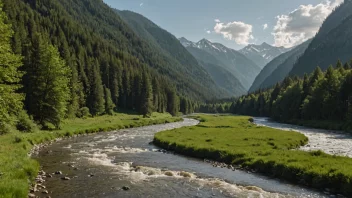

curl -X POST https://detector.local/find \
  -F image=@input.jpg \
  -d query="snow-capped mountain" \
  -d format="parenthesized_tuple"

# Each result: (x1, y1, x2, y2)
(179, 37, 261, 91)
(179, 37, 197, 48)
(239, 42, 290, 68)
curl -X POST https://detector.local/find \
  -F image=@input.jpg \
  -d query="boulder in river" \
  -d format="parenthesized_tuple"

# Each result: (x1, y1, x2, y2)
(55, 171, 62, 175)
(61, 177, 71, 180)
(42, 190, 49, 194)
(28, 193, 35, 198)
(122, 186, 130, 191)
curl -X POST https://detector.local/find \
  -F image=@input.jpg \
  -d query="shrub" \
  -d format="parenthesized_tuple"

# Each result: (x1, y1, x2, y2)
(77, 107, 91, 118)
(0, 122, 14, 135)
(16, 110, 38, 133)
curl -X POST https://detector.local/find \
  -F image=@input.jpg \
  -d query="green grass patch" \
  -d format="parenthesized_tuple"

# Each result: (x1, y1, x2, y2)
(154, 115, 352, 196)
(0, 112, 180, 198)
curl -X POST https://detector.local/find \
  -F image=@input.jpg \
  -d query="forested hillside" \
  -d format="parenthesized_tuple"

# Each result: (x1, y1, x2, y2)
(251, 39, 311, 92)
(0, 0, 206, 132)
(116, 10, 226, 98)
(290, 0, 352, 76)
(232, 61, 352, 131)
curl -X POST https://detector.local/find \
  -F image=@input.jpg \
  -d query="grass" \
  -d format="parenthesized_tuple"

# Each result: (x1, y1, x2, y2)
(0, 112, 181, 198)
(154, 114, 352, 196)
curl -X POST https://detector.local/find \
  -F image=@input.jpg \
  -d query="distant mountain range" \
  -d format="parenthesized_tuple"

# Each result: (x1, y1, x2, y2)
(239, 43, 290, 69)
(250, 39, 311, 92)
(179, 37, 261, 94)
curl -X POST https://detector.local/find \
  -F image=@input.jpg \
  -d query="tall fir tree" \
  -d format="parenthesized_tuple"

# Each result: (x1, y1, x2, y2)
(140, 71, 153, 117)
(87, 61, 105, 116)
(104, 86, 115, 115)
(24, 35, 71, 128)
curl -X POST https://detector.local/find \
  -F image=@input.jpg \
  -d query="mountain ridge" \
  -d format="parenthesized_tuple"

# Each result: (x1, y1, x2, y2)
(179, 37, 260, 92)
(239, 42, 291, 68)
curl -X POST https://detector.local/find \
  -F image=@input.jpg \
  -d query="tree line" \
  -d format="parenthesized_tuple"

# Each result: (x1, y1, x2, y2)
(0, 0, 199, 134)
(230, 60, 352, 129)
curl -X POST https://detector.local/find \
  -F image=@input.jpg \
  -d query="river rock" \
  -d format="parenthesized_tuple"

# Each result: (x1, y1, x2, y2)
(28, 193, 36, 198)
(122, 186, 130, 191)
(61, 177, 71, 180)
(42, 190, 49, 194)
(37, 184, 46, 189)
(55, 171, 62, 175)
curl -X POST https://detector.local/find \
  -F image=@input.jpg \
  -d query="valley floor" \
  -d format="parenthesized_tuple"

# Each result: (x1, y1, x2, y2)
(154, 114, 352, 196)
(0, 112, 180, 198)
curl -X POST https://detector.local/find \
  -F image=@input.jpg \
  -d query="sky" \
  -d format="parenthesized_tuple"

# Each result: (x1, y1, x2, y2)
(104, 0, 343, 50)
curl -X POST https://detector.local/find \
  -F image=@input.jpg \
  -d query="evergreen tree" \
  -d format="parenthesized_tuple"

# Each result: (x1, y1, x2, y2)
(0, 3, 24, 132)
(87, 62, 105, 116)
(104, 86, 115, 115)
(166, 88, 179, 116)
(140, 71, 153, 117)
(25, 36, 71, 128)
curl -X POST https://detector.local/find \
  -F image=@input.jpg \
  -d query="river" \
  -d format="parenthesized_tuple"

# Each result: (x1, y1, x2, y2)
(254, 118, 352, 157)
(33, 118, 330, 198)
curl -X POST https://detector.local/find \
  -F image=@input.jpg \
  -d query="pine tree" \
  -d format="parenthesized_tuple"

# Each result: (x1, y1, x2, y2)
(166, 88, 179, 116)
(87, 62, 105, 116)
(25, 36, 71, 128)
(104, 86, 115, 115)
(140, 71, 153, 117)
(0, 3, 24, 132)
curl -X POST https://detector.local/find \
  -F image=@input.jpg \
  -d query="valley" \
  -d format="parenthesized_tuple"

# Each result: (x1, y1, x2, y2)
(0, 0, 352, 197)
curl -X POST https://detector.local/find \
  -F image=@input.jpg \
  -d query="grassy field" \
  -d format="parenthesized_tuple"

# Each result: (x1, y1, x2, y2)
(0, 112, 181, 198)
(154, 114, 352, 196)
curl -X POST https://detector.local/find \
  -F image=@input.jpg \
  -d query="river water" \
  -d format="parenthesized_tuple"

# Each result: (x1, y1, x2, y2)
(254, 118, 352, 157)
(33, 118, 330, 198)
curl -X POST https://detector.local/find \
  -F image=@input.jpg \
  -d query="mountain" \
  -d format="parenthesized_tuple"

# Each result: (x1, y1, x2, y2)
(290, 0, 352, 76)
(114, 10, 229, 100)
(6, 0, 226, 103)
(185, 44, 247, 96)
(180, 38, 261, 91)
(251, 39, 311, 91)
(239, 42, 290, 68)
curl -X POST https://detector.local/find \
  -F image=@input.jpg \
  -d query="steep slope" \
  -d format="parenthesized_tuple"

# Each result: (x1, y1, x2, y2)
(182, 38, 260, 90)
(116, 10, 224, 99)
(6, 0, 223, 101)
(259, 39, 312, 90)
(239, 42, 290, 68)
(249, 39, 311, 92)
(185, 46, 247, 96)
(290, 0, 352, 76)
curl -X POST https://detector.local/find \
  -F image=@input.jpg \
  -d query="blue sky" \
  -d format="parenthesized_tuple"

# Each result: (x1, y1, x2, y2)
(104, 0, 342, 49)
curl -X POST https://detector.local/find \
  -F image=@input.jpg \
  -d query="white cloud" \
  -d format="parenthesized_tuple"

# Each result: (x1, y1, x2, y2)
(206, 30, 211, 34)
(263, 24, 268, 30)
(140, 3, 143, 7)
(273, 0, 344, 48)
(214, 21, 254, 45)
(214, 19, 221, 23)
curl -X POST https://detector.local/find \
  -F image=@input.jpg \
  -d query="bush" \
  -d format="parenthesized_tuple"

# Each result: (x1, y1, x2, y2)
(0, 122, 15, 135)
(77, 107, 91, 118)
(248, 118, 254, 123)
(16, 111, 38, 133)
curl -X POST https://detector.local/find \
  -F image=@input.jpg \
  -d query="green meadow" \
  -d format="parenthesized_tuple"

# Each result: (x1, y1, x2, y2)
(154, 114, 352, 196)
(0, 112, 180, 198)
